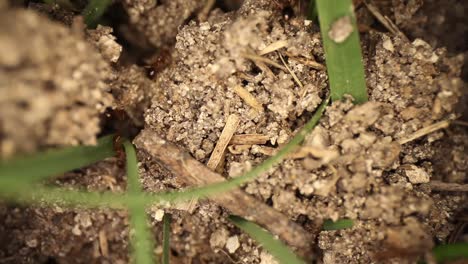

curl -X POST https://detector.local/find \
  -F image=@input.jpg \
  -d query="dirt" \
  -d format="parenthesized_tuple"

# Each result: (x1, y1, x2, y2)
(0, 0, 467, 263)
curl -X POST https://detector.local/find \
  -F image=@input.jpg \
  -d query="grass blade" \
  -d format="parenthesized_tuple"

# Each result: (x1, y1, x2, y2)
(82, 0, 113, 27)
(228, 215, 306, 264)
(307, 0, 318, 23)
(162, 214, 171, 264)
(0, 135, 115, 183)
(433, 243, 468, 263)
(315, 0, 368, 104)
(159, 97, 330, 202)
(323, 219, 354, 231)
(123, 140, 156, 264)
(0, 98, 329, 208)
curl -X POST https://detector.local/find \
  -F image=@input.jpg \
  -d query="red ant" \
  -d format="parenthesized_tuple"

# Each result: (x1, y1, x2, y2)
(112, 134, 126, 168)
(107, 108, 133, 168)
(145, 49, 172, 79)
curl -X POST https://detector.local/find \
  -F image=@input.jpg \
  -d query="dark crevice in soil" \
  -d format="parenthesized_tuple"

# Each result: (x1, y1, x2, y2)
(99, 108, 142, 141)
(215, 0, 244, 12)
(103, 2, 157, 66)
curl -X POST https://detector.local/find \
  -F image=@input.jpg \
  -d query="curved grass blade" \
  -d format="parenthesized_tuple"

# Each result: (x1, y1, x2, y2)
(432, 243, 468, 263)
(123, 140, 156, 264)
(157, 96, 330, 202)
(323, 219, 354, 231)
(315, 0, 368, 104)
(0, 98, 329, 208)
(0, 135, 115, 183)
(162, 214, 171, 264)
(82, 0, 113, 27)
(228, 215, 306, 264)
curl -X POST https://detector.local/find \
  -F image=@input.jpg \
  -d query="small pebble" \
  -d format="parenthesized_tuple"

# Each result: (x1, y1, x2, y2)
(226, 235, 240, 254)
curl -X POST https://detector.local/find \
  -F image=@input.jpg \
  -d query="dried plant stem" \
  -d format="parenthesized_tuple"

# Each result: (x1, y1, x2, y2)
(398, 120, 450, 145)
(259, 40, 288, 56)
(429, 181, 468, 192)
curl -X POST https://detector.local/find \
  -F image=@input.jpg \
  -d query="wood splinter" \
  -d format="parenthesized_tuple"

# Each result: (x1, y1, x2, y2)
(134, 129, 313, 257)
(229, 134, 270, 145)
(232, 86, 264, 113)
(207, 114, 240, 170)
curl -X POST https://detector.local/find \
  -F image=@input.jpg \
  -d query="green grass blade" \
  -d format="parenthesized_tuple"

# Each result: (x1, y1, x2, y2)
(315, 0, 368, 104)
(160, 97, 330, 202)
(82, 0, 113, 27)
(162, 213, 171, 264)
(433, 243, 468, 263)
(123, 140, 156, 264)
(0, 135, 115, 183)
(307, 0, 318, 23)
(228, 215, 306, 264)
(0, 98, 329, 209)
(323, 219, 354, 231)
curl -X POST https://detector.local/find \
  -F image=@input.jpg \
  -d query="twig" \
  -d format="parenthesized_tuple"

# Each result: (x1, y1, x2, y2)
(207, 114, 240, 170)
(398, 120, 450, 145)
(232, 86, 264, 112)
(230, 134, 270, 145)
(429, 181, 468, 192)
(134, 129, 314, 256)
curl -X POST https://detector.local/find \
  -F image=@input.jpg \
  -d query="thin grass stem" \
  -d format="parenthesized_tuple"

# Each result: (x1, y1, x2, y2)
(228, 215, 306, 264)
(82, 0, 113, 27)
(123, 140, 156, 264)
(322, 219, 354, 231)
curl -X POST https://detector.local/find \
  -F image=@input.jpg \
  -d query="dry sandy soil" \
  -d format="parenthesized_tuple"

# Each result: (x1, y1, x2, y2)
(0, 0, 467, 263)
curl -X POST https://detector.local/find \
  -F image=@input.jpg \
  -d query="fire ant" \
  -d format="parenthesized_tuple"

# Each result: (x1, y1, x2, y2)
(144, 49, 172, 80)
(104, 108, 136, 168)
(113, 134, 126, 168)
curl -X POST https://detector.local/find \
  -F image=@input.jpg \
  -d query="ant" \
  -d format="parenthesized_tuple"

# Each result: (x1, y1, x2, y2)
(104, 108, 137, 168)
(144, 49, 172, 79)
(112, 134, 126, 168)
